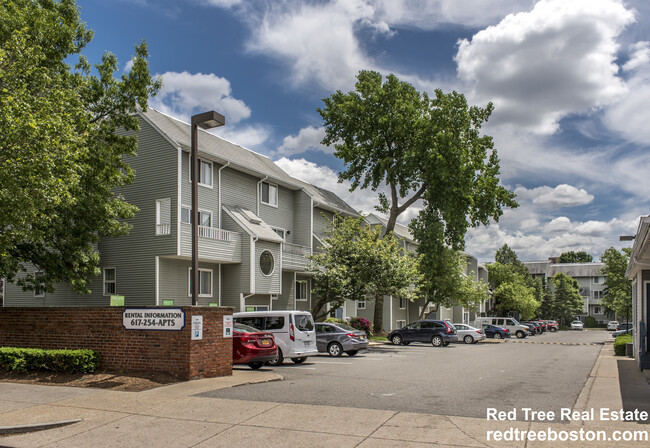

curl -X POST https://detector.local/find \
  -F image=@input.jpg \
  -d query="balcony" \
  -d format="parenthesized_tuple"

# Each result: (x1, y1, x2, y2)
(156, 224, 171, 235)
(180, 223, 241, 263)
(283, 242, 311, 271)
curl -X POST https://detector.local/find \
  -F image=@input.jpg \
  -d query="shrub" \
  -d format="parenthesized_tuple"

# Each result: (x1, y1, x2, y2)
(349, 317, 372, 336)
(614, 334, 633, 356)
(324, 317, 346, 324)
(584, 316, 597, 328)
(0, 347, 99, 373)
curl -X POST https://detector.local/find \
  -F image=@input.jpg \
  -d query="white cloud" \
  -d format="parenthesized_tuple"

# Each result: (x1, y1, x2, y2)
(543, 216, 572, 233)
(276, 126, 331, 156)
(212, 124, 272, 150)
(202, 0, 242, 8)
(151, 71, 251, 124)
(455, 0, 633, 134)
(514, 184, 594, 209)
(124, 58, 134, 72)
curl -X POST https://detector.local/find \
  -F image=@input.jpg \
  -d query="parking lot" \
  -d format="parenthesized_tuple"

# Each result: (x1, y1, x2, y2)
(201, 330, 608, 419)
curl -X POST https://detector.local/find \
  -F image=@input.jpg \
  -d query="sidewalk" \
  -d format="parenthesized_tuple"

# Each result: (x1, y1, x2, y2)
(0, 344, 649, 448)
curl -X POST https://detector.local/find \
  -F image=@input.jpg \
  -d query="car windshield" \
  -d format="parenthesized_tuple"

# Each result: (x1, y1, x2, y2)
(511, 318, 521, 325)
(234, 323, 261, 333)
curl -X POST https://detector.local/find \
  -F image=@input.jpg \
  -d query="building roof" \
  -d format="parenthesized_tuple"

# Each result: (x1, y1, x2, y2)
(547, 263, 605, 278)
(522, 261, 552, 275)
(627, 215, 650, 278)
(140, 108, 301, 190)
(222, 205, 284, 243)
(140, 108, 359, 217)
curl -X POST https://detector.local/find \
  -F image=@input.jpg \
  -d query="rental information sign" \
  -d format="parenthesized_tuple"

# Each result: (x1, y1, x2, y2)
(123, 308, 185, 331)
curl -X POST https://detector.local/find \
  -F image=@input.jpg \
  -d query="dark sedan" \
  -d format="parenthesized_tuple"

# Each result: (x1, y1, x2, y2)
(481, 324, 511, 339)
(387, 320, 457, 347)
(233, 323, 278, 369)
(315, 322, 368, 356)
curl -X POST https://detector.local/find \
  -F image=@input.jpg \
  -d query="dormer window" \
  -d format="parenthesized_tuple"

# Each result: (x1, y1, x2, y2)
(261, 181, 278, 207)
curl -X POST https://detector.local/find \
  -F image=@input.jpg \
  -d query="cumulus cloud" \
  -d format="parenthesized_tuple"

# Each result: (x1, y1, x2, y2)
(514, 184, 594, 209)
(455, 0, 633, 134)
(151, 71, 251, 124)
(212, 124, 272, 150)
(276, 126, 331, 156)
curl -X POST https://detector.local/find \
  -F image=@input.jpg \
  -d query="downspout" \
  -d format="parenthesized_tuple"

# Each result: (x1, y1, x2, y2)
(250, 236, 258, 294)
(257, 176, 268, 216)
(218, 161, 230, 228)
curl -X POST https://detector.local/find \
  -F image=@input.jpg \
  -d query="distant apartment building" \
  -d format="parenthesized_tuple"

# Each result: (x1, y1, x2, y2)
(523, 260, 609, 323)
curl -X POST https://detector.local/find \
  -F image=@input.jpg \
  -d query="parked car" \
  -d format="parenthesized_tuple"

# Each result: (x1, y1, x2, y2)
(536, 321, 548, 332)
(617, 322, 633, 331)
(474, 317, 528, 339)
(233, 310, 318, 366)
(570, 320, 584, 330)
(612, 327, 634, 338)
(607, 321, 619, 331)
(481, 324, 510, 339)
(232, 323, 278, 369)
(387, 320, 457, 347)
(315, 322, 369, 356)
(544, 320, 559, 332)
(519, 322, 539, 335)
(452, 323, 486, 344)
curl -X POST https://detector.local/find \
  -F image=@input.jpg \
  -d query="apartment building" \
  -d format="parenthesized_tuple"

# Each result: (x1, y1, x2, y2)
(523, 261, 608, 323)
(3, 109, 357, 311)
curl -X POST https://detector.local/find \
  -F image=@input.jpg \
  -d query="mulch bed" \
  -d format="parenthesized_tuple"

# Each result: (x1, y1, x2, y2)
(0, 370, 180, 392)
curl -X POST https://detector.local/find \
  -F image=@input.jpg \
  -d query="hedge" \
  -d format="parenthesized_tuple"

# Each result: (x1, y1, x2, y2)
(614, 334, 633, 356)
(0, 347, 99, 373)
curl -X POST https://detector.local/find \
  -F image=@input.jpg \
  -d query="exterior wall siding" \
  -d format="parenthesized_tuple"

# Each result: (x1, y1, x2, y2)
(158, 258, 221, 306)
(293, 191, 313, 249)
(221, 168, 258, 213)
(258, 185, 294, 242)
(255, 240, 281, 294)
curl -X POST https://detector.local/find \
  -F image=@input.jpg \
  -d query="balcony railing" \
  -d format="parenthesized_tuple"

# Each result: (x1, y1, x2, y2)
(283, 242, 311, 256)
(198, 225, 233, 242)
(156, 224, 171, 235)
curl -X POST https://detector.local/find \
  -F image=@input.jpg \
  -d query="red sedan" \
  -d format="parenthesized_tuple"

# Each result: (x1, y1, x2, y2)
(233, 323, 278, 369)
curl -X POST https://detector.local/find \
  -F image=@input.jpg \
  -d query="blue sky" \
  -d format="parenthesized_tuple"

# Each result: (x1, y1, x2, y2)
(77, 0, 650, 262)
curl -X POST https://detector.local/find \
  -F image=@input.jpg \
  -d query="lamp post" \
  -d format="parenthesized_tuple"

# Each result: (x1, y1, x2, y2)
(191, 111, 225, 306)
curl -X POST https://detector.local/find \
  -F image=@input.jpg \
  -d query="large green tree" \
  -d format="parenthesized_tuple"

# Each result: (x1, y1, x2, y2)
(319, 71, 517, 331)
(600, 247, 632, 322)
(549, 273, 585, 326)
(558, 251, 593, 263)
(308, 216, 421, 322)
(0, 0, 161, 294)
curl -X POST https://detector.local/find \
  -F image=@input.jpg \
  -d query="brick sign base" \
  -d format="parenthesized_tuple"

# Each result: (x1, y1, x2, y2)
(0, 307, 233, 380)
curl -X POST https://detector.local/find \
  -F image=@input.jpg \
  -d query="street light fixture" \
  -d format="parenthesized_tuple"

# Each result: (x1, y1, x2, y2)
(191, 111, 225, 306)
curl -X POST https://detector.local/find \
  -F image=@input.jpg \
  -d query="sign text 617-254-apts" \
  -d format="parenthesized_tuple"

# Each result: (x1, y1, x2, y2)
(123, 308, 185, 331)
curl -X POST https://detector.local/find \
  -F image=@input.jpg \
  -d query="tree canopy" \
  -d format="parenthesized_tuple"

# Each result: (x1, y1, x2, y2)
(548, 273, 585, 325)
(319, 71, 516, 330)
(600, 247, 632, 321)
(0, 0, 161, 294)
(558, 251, 594, 263)
(307, 216, 421, 322)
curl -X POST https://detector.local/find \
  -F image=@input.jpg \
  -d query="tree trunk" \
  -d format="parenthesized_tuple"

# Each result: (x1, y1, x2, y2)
(418, 299, 432, 319)
(310, 295, 330, 322)
(373, 294, 384, 333)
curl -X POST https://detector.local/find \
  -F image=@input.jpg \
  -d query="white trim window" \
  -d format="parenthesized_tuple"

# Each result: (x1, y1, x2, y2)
(33, 272, 45, 298)
(272, 227, 286, 239)
(261, 181, 278, 207)
(399, 297, 406, 309)
(103, 268, 116, 296)
(357, 299, 366, 310)
(181, 206, 212, 227)
(594, 276, 600, 284)
(156, 198, 171, 235)
(296, 280, 308, 301)
(396, 320, 406, 329)
(593, 306, 602, 314)
(189, 156, 213, 188)
(188, 268, 213, 297)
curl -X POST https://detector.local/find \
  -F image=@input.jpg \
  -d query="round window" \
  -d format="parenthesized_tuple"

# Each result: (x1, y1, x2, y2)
(260, 250, 274, 276)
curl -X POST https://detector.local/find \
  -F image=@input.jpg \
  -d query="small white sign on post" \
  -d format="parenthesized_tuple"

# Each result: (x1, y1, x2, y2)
(191, 315, 203, 340)
(223, 315, 233, 338)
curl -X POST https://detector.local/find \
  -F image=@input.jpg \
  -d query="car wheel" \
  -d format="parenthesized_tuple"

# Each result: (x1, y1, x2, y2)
(516, 330, 526, 339)
(266, 348, 284, 366)
(328, 342, 343, 357)
(346, 350, 358, 356)
(431, 335, 443, 347)
(550, 328, 557, 332)
(463, 335, 474, 344)
(391, 334, 403, 345)
(493, 333, 503, 340)
(291, 357, 307, 364)
(248, 362, 263, 370)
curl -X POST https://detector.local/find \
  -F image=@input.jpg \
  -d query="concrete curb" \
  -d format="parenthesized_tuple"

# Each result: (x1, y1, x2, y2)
(0, 419, 82, 435)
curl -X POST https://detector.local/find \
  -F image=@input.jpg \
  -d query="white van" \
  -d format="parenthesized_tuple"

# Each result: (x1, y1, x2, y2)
(233, 310, 318, 365)
(474, 317, 529, 339)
